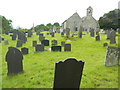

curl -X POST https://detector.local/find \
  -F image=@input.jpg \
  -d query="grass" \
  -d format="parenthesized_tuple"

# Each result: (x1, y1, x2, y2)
(1, 31, 119, 88)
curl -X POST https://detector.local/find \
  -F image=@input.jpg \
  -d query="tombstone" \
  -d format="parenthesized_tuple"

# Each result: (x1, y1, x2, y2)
(35, 44, 44, 52)
(95, 35, 100, 41)
(21, 47, 29, 55)
(39, 33, 44, 37)
(39, 36, 45, 42)
(110, 30, 116, 44)
(78, 32, 82, 38)
(2, 38, 4, 41)
(32, 40, 37, 47)
(4, 40, 9, 45)
(41, 40, 49, 46)
(46, 33, 49, 35)
(36, 30, 40, 35)
(12, 35, 16, 40)
(103, 43, 108, 47)
(5, 31, 9, 35)
(90, 29, 94, 37)
(51, 45, 62, 52)
(28, 31, 32, 37)
(53, 58, 85, 88)
(52, 40, 57, 46)
(13, 30, 18, 36)
(66, 28, 70, 38)
(51, 32, 55, 37)
(104, 46, 120, 66)
(61, 41, 65, 47)
(5, 47, 23, 75)
(61, 32, 64, 37)
(96, 31, 99, 35)
(106, 30, 111, 40)
(16, 40, 23, 47)
(64, 44, 71, 51)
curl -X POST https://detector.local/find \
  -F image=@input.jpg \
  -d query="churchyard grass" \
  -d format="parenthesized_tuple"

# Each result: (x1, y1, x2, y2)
(1, 31, 118, 88)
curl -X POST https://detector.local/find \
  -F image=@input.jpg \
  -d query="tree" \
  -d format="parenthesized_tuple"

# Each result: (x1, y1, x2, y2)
(98, 9, 120, 30)
(53, 22, 60, 27)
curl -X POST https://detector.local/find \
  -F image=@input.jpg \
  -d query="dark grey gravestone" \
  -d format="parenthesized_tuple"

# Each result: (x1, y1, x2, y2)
(35, 44, 44, 52)
(61, 32, 64, 37)
(12, 35, 16, 40)
(52, 40, 57, 46)
(96, 35, 100, 41)
(28, 31, 32, 37)
(21, 47, 29, 55)
(103, 43, 108, 47)
(90, 29, 94, 37)
(2, 38, 4, 41)
(36, 30, 40, 35)
(32, 40, 37, 47)
(61, 41, 65, 47)
(5, 31, 9, 35)
(13, 30, 18, 36)
(5, 47, 23, 75)
(41, 40, 49, 46)
(66, 28, 70, 38)
(78, 32, 82, 38)
(64, 44, 71, 51)
(46, 33, 49, 35)
(16, 40, 23, 47)
(39, 34, 44, 37)
(96, 31, 99, 35)
(51, 45, 61, 52)
(110, 30, 116, 44)
(4, 40, 9, 45)
(106, 30, 111, 40)
(104, 46, 120, 66)
(53, 58, 85, 88)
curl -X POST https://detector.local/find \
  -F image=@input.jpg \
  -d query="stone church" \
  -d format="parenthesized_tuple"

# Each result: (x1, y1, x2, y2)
(62, 6, 100, 33)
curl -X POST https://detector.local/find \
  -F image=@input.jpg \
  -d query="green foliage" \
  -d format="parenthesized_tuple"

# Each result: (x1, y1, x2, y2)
(1, 31, 118, 88)
(99, 9, 120, 30)
(53, 22, 60, 27)
(1, 16, 13, 34)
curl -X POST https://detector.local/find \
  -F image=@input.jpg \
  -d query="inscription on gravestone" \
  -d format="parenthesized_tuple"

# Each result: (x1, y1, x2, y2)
(53, 58, 85, 88)
(5, 47, 24, 75)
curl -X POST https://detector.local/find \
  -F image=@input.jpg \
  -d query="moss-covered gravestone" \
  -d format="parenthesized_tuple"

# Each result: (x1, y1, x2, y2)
(5, 47, 23, 75)
(53, 58, 85, 88)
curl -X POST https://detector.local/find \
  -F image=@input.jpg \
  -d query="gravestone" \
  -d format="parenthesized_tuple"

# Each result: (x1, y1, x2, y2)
(5, 47, 23, 75)
(52, 40, 57, 46)
(28, 31, 32, 37)
(96, 31, 99, 35)
(64, 44, 71, 51)
(53, 58, 85, 88)
(110, 30, 116, 44)
(95, 35, 100, 41)
(103, 43, 108, 47)
(61, 32, 64, 37)
(41, 40, 49, 46)
(32, 40, 37, 47)
(61, 41, 65, 47)
(36, 30, 40, 35)
(66, 28, 70, 38)
(2, 38, 4, 41)
(5, 31, 9, 35)
(39, 34, 45, 42)
(4, 40, 9, 45)
(16, 40, 23, 47)
(90, 29, 94, 37)
(35, 44, 44, 52)
(78, 32, 82, 38)
(106, 30, 111, 40)
(12, 35, 16, 40)
(46, 33, 49, 35)
(21, 47, 29, 55)
(51, 45, 61, 52)
(13, 30, 18, 36)
(104, 46, 120, 66)
(51, 32, 55, 37)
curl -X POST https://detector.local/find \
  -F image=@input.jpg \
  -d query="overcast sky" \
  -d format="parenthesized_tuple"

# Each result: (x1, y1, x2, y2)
(0, 0, 119, 29)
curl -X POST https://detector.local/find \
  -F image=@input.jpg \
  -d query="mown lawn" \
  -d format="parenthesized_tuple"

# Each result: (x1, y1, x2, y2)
(1, 31, 119, 88)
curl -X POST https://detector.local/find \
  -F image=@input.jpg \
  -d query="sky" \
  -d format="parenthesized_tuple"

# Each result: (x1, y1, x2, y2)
(0, 0, 119, 29)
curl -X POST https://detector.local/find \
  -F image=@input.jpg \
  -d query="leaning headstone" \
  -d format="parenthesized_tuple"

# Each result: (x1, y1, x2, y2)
(61, 41, 65, 47)
(104, 46, 120, 66)
(41, 40, 49, 46)
(16, 40, 23, 47)
(103, 43, 108, 47)
(5, 47, 23, 75)
(21, 47, 29, 55)
(32, 40, 37, 47)
(64, 44, 71, 51)
(51, 45, 61, 52)
(95, 35, 100, 41)
(4, 40, 9, 45)
(110, 30, 116, 44)
(35, 44, 44, 52)
(53, 58, 85, 88)
(52, 40, 57, 46)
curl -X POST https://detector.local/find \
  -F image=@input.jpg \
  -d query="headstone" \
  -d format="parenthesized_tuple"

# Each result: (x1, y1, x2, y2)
(46, 33, 49, 35)
(41, 40, 49, 46)
(61, 41, 65, 47)
(4, 40, 9, 45)
(95, 35, 100, 41)
(51, 32, 55, 37)
(90, 29, 94, 37)
(78, 32, 82, 38)
(110, 30, 116, 44)
(51, 45, 61, 52)
(16, 40, 23, 47)
(5, 31, 9, 35)
(52, 40, 57, 46)
(53, 58, 85, 88)
(35, 44, 44, 52)
(32, 40, 37, 47)
(103, 43, 108, 47)
(12, 35, 16, 40)
(28, 30, 32, 37)
(2, 38, 4, 41)
(21, 47, 29, 55)
(5, 47, 23, 75)
(61, 32, 64, 37)
(36, 30, 40, 35)
(66, 28, 70, 38)
(64, 44, 71, 51)
(104, 46, 120, 66)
